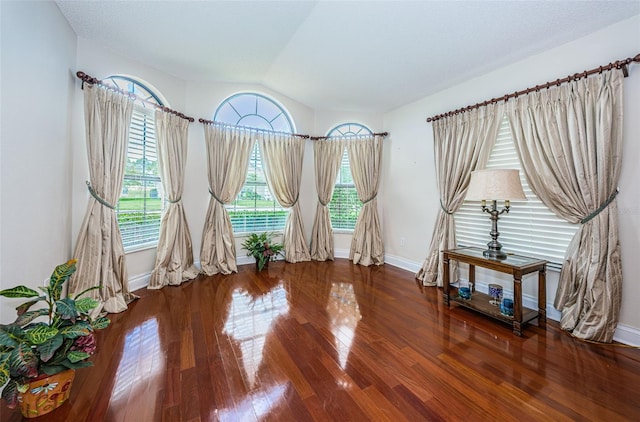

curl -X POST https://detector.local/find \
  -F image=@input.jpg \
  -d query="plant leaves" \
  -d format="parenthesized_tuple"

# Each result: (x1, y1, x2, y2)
(67, 350, 90, 363)
(0, 352, 10, 387)
(9, 343, 38, 378)
(16, 297, 45, 316)
(36, 334, 64, 362)
(49, 259, 77, 301)
(0, 326, 19, 348)
(60, 322, 91, 339)
(75, 297, 99, 314)
(13, 308, 49, 327)
(0, 285, 39, 299)
(26, 325, 58, 345)
(40, 364, 68, 376)
(92, 317, 111, 330)
(55, 298, 77, 322)
(60, 359, 93, 370)
(1, 379, 19, 409)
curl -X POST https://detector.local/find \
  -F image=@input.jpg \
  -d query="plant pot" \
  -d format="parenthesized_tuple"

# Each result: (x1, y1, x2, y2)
(18, 369, 75, 418)
(255, 258, 269, 271)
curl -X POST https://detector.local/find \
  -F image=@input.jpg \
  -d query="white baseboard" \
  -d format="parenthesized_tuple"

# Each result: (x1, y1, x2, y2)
(384, 253, 422, 273)
(129, 272, 151, 292)
(612, 324, 640, 347)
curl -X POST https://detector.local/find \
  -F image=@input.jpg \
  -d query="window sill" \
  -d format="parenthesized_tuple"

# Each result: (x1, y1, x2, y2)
(333, 229, 354, 235)
(124, 242, 158, 254)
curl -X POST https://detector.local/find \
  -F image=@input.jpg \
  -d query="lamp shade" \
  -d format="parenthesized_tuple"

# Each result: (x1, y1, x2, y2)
(466, 169, 527, 201)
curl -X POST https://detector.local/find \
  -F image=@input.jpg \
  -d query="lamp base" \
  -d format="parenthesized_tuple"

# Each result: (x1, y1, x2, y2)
(483, 248, 507, 260)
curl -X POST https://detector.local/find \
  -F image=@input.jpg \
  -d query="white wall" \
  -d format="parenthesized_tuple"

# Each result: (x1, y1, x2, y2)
(383, 15, 640, 344)
(0, 1, 77, 323)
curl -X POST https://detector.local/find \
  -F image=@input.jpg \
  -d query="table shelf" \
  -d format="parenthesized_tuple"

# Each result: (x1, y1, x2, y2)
(443, 247, 547, 336)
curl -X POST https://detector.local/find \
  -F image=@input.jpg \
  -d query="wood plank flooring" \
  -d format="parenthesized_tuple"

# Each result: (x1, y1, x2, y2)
(2, 259, 639, 421)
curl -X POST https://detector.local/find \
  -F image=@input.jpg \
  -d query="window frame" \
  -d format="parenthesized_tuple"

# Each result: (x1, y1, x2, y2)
(326, 123, 373, 232)
(214, 92, 295, 234)
(454, 116, 578, 269)
(104, 76, 166, 252)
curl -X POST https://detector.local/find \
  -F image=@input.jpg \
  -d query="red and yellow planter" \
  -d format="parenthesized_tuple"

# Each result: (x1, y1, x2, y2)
(17, 369, 75, 418)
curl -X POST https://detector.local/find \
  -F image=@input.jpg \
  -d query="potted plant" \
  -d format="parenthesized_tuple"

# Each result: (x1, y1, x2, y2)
(241, 232, 284, 271)
(0, 259, 109, 418)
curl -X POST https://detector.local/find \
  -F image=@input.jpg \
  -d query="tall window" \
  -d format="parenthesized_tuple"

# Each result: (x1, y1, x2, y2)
(104, 76, 164, 250)
(214, 93, 294, 233)
(326, 123, 372, 230)
(455, 116, 578, 267)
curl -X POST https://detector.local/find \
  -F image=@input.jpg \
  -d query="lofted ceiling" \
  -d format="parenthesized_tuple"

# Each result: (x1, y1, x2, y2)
(56, 1, 640, 113)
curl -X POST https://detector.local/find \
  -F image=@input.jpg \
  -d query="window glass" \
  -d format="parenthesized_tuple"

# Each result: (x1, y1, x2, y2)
(104, 76, 164, 250)
(326, 123, 373, 230)
(214, 93, 294, 233)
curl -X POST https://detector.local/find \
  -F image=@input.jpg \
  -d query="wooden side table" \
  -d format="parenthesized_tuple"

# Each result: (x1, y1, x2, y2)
(442, 247, 547, 336)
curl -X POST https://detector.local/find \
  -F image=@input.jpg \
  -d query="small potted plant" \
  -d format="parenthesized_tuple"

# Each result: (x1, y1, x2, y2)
(0, 259, 109, 418)
(241, 232, 284, 271)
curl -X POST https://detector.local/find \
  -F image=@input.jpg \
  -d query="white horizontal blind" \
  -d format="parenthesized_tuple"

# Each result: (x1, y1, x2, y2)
(329, 149, 361, 230)
(226, 144, 287, 233)
(117, 105, 164, 249)
(455, 116, 578, 267)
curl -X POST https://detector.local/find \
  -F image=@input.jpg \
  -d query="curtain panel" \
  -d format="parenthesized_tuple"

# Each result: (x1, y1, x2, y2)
(69, 84, 136, 314)
(506, 70, 624, 342)
(148, 111, 199, 289)
(259, 132, 311, 263)
(310, 138, 346, 261)
(416, 104, 504, 286)
(200, 125, 256, 275)
(348, 134, 385, 266)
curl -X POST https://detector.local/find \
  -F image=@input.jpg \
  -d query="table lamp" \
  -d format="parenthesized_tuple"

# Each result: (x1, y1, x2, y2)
(465, 169, 527, 260)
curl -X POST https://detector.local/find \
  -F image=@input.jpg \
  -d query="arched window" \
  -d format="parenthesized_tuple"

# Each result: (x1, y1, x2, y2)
(214, 93, 294, 233)
(104, 76, 165, 250)
(326, 123, 373, 230)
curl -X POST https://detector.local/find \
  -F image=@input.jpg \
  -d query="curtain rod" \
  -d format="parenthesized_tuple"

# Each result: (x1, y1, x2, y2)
(75, 71, 195, 122)
(198, 118, 310, 138)
(426, 53, 640, 123)
(310, 132, 389, 140)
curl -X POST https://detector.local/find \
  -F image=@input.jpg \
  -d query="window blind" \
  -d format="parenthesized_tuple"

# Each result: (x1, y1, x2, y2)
(454, 116, 578, 267)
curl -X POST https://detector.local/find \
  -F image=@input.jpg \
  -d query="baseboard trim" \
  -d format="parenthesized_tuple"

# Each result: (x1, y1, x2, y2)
(384, 253, 422, 273)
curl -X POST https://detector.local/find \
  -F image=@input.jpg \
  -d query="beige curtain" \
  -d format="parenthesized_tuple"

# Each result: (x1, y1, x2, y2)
(347, 134, 384, 266)
(200, 125, 256, 275)
(69, 84, 136, 313)
(310, 139, 345, 261)
(506, 70, 623, 342)
(416, 104, 504, 286)
(148, 111, 199, 289)
(259, 132, 311, 263)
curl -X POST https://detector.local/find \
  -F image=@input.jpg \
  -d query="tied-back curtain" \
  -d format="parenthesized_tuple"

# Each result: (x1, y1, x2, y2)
(347, 134, 384, 266)
(416, 104, 504, 286)
(310, 139, 345, 261)
(201, 125, 256, 275)
(148, 111, 198, 289)
(506, 70, 624, 342)
(259, 132, 311, 262)
(70, 84, 136, 313)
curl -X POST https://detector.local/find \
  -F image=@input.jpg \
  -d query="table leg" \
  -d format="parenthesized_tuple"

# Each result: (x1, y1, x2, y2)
(513, 272, 523, 336)
(538, 266, 547, 326)
(443, 253, 450, 306)
(469, 264, 475, 292)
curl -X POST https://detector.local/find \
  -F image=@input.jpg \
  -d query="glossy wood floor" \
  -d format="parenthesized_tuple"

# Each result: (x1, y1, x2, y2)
(2, 259, 640, 421)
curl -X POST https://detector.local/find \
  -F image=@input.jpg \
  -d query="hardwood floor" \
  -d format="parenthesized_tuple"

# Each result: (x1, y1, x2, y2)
(2, 259, 639, 421)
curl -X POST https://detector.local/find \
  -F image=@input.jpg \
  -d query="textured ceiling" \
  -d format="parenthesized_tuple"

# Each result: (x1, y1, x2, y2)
(56, 0, 640, 113)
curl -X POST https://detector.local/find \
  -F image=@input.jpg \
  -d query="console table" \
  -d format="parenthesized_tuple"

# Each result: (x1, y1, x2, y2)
(442, 247, 547, 336)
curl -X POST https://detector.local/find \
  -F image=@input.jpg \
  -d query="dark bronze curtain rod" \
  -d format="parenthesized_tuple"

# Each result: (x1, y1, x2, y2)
(426, 53, 640, 123)
(310, 132, 389, 140)
(76, 71, 195, 122)
(198, 118, 310, 138)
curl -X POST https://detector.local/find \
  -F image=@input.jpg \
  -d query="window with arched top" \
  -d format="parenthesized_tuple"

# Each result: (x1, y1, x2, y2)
(214, 93, 294, 233)
(326, 123, 373, 230)
(104, 76, 165, 250)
